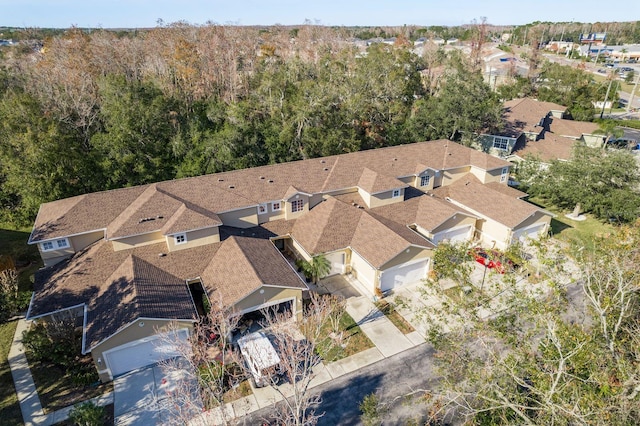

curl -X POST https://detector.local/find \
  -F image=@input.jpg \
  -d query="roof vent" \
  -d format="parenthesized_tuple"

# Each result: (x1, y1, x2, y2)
(138, 217, 157, 224)
(323, 168, 329, 171)
(156, 215, 164, 220)
(268, 179, 274, 183)
(393, 158, 397, 161)
(218, 178, 224, 182)
(320, 159, 326, 163)
(158, 253, 167, 257)
(260, 176, 265, 180)
(228, 185, 235, 189)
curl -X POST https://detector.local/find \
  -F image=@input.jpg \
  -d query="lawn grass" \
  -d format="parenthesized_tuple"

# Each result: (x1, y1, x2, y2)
(0, 320, 23, 426)
(52, 403, 114, 426)
(26, 350, 112, 413)
(527, 196, 615, 249)
(0, 224, 41, 426)
(314, 311, 373, 362)
(223, 380, 252, 403)
(375, 300, 415, 334)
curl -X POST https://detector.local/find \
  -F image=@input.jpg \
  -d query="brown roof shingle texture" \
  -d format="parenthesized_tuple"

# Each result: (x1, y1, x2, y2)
(511, 132, 576, 162)
(357, 168, 407, 194)
(85, 255, 196, 349)
(291, 197, 433, 268)
(30, 235, 305, 349)
(30, 141, 510, 243)
(548, 117, 600, 138)
(500, 98, 568, 137)
(371, 194, 476, 232)
(432, 174, 541, 228)
(201, 236, 306, 306)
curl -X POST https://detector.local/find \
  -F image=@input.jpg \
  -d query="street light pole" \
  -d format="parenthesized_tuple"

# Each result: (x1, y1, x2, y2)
(627, 72, 640, 113)
(600, 75, 614, 119)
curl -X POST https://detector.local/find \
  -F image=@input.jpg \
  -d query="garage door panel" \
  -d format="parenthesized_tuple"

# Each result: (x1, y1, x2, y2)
(432, 226, 472, 244)
(380, 260, 429, 292)
(105, 329, 189, 378)
(325, 252, 345, 276)
(512, 224, 546, 243)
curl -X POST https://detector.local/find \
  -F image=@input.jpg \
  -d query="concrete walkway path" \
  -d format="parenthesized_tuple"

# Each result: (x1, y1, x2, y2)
(345, 296, 416, 357)
(9, 318, 113, 426)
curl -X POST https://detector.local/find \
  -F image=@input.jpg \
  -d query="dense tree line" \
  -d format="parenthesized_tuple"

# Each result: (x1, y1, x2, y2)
(0, 25, 506, 225)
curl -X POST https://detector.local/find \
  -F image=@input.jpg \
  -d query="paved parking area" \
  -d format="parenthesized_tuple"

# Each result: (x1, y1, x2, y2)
(114, 359, 201, 425)
(317, 274, 361, 299)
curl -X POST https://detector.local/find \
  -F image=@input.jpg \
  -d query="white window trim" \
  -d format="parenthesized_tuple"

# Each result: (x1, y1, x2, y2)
(500, 167, 509, 183)
(41, 238, 69, 252)
(271, 201, 282, 212)
(174, 233, 187, 245)
(493, 137, 510, 151)
(420, 175, 430, 187)
(291, 199, 304, 213)
(257, 203, 267, 215)
(392, 189, 401, 198)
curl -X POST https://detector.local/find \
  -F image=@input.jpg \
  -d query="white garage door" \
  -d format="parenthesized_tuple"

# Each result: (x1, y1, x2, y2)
(104, 328, 189, 378)
(380, 259, 429, 292)
(512, 223, 546, 243)
(432, 226, 472, 244)
(325, 251, 345, 276)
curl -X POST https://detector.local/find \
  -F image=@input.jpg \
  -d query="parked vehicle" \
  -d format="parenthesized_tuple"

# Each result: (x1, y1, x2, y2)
(468, 247, 517, 274)
(607, 138, 639, 150)
(237, 331, 281, 387)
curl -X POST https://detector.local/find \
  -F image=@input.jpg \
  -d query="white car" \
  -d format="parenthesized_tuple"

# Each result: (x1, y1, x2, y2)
(237, 331, 281, 387)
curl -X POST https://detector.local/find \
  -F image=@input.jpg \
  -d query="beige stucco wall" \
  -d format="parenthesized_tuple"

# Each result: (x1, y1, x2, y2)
(476, 219, 512, 250)
(441, 166, 471, 186)
(350, 250, 377, 292)
(285, 194, 309, 220)
(513, 211, 552, 232)
(218, 208, 258, 228)
(414, 172, 435, 191)
(166, 226, 220, 252)
(233, 287, 303, 321)
(111, 231, 164, 251)
(430, 215, 476, 236)
(357, 188, 372, 207)
(92, 318, 194, 382)
(583, 134, 604, 148)
(480, 166, 510, 184)
(71, 231, 105, 252)
(257, 202, 286, 224)
(368, 188, 404, 208)
(381, 246, 432, 270)
(287, 237, 312, 261)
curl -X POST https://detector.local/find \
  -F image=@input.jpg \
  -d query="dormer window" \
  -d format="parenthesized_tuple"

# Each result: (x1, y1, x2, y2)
(174, 233, 187, 245)
(257, 204, 267, 215)
(41, 238, 69, 252)
(492, 137, 509, 151)
(291, 199, 304, 213)
(420, 175, 430, 187)
(271, 201, 282, 212)
(392, 189, 401, 198)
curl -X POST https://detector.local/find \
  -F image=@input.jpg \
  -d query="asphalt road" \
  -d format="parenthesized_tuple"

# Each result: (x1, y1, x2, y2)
(237, 343, 441, 425)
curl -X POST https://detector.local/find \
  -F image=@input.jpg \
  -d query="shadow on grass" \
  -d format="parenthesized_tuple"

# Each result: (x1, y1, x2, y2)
(0, 320, 23, 426)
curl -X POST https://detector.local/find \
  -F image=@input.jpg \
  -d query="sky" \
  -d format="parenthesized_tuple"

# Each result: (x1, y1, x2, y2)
(1, 0, 639, 29)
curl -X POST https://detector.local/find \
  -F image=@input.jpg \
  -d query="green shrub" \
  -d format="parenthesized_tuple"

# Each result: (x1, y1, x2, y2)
(68, 401, 105, 426)
(360, 393, 382, 426)
(22, 317, 79, 367)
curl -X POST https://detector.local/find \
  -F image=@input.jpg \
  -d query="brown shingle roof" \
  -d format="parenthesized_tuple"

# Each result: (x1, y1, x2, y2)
(432, 174, 543, 228)
(85, 255, 196, 350)
(30, 141, 511, 243)
(500, 98, 567, 137)
(357, 168, 406, 194)
(548, 117, 600, 138)
(484, 182, 528, 198)
(511, 132, 576, 162)
(201, 236, 306, 306)
(371, 194, 477, 232)
(291, 197, 433, 268)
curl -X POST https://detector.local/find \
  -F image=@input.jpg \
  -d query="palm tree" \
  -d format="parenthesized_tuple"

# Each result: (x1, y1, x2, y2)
(304, 255, 331, 284)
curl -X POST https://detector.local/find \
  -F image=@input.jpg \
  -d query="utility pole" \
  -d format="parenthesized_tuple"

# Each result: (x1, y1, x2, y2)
(600, 75, 614, 119)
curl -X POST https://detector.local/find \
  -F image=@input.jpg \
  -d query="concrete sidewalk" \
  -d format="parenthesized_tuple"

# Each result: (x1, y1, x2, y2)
(9, 318, 113, 426)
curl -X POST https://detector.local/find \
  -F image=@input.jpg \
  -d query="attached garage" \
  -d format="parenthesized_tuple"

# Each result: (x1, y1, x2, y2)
(325, 251, 346, 276)
(351, 250, 376, 294)
(103, 328, 190, 378)
(431, 226, 473, 245)
(512, 223, 547, 243)
(379, 259, 429, 292)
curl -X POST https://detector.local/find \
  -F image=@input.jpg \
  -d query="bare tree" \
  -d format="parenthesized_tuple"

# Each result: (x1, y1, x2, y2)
(158, 294, 242, 425)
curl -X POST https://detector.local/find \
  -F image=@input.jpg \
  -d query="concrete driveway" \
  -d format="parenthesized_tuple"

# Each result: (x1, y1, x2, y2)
(114, 359, 202, 425)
